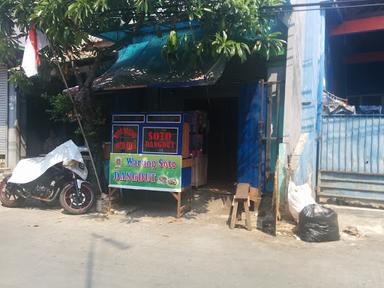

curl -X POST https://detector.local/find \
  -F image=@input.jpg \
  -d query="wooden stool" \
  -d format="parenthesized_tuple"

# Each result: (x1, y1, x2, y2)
(230, 183, 252, 231)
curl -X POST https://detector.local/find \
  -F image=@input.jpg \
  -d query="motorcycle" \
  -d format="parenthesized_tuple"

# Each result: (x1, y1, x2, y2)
(0, 140, 95, 214)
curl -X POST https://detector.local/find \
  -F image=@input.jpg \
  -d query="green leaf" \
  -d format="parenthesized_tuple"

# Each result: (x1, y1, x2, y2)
(169, 30, 177, 47)
(222, 30, 227, 42)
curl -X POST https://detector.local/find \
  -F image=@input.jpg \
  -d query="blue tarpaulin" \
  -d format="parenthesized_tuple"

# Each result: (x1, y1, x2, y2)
(237, 84, 266, 189)
(93, 29, 226, 90)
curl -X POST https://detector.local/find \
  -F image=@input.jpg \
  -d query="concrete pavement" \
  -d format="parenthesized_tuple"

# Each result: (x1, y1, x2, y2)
(0, 196, 383, 288)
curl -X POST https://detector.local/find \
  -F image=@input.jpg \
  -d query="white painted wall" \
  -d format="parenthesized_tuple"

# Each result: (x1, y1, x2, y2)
(280, 0, 326, 202)
(0, 68, 26, 169)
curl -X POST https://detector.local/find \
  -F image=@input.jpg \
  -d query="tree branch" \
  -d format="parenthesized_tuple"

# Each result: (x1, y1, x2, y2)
(84, 50, 103, 88)
(68, 51, 84, 88)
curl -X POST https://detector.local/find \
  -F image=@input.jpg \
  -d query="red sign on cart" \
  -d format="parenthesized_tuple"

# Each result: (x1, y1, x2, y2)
(143, 127, 178, 154)
(112, 125, 139, 153)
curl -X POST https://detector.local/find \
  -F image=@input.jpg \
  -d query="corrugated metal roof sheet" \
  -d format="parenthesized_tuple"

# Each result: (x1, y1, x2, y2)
(0, 67, 8, 156)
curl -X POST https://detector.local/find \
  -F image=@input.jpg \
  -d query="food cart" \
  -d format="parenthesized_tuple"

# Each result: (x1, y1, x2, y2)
(108, 112, 193, 217)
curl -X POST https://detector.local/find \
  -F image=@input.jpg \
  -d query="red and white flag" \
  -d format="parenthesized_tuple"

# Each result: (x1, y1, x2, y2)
(21, 23, 48, 77)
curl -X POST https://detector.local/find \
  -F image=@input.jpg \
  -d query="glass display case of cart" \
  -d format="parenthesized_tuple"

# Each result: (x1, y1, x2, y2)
(109, 113, 192, 192)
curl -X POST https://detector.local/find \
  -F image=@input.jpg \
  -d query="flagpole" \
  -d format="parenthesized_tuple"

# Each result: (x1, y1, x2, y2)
(55, 62, 104, 196)
(22, 24, 103, 196)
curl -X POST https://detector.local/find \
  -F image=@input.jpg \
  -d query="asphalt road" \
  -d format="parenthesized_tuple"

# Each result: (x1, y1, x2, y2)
(0, 202, 383, 288)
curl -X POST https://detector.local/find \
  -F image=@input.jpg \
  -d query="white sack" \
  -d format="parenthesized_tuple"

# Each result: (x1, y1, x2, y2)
(288, 181, 316, 222)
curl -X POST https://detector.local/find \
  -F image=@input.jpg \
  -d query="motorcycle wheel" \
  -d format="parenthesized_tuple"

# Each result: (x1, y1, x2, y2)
(59, 182, 95, 215)
(0, 176, 26, 207)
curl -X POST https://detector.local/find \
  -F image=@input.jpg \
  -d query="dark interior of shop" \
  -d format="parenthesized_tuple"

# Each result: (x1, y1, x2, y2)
(329, 30, 384, 108)
(96, 55, 268, 189)
(184, 92, 238, 184)
(327, 2, 384, 110)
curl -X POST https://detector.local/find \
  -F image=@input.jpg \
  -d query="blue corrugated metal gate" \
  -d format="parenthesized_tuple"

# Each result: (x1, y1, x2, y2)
(318, 115, 384, 202)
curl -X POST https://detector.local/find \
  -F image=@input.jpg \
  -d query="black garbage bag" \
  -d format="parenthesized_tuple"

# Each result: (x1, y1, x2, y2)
(298, 204, 340, 242)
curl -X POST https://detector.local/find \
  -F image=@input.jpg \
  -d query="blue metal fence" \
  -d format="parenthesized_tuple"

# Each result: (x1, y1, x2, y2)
(319, 115, 384, 202)
(321, 115, 384, 174)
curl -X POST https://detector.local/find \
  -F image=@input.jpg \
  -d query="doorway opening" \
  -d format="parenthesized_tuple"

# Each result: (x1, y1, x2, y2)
(183, 95, 238, 187)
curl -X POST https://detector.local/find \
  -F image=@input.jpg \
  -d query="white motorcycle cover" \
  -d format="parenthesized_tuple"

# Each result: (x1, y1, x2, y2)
(8, 140, 88, 184)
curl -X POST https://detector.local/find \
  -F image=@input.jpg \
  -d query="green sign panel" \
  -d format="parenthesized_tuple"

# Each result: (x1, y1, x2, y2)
(109, 153, 182, 192)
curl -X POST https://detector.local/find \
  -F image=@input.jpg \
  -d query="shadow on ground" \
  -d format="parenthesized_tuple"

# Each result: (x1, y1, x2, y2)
(1, 183, 278, 236)
(10, 199, 61, 211)
(85, 233, 131, 288)
(109, 185, 234, 224)
(106, 183, 277, 236)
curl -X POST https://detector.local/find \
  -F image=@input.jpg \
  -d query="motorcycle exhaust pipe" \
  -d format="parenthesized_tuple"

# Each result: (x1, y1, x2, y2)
(30, 195, 56, 202)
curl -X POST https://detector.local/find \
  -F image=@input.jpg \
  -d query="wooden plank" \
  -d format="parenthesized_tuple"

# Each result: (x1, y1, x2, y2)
(273, 160, 280, 221)
(172, 189, 192, 218)
(182, 123, 190, 158)
(182, 158, 193, 168)
(230, 201, 239, 229)
(243, 201, 252, 231)
(249, 187, 261, 202)
(235, 183, 250, 199)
